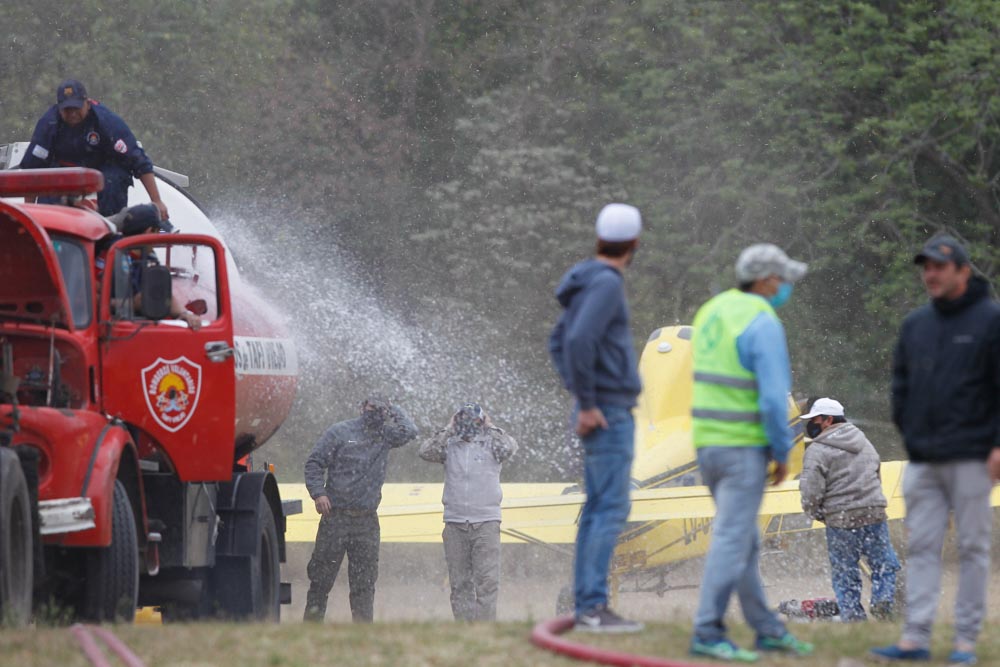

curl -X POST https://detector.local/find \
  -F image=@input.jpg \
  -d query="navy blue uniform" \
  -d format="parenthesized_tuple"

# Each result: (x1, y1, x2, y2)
(20, 102, 154, 215)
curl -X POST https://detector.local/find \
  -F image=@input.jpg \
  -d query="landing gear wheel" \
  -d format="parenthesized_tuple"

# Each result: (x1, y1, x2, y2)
(82, 480, 138, 622)
(0, 448, 33, 626)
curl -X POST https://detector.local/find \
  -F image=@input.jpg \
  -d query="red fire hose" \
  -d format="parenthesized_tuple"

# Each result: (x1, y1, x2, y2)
(531, 616, 718, 667)
(70, 624, 146, 667)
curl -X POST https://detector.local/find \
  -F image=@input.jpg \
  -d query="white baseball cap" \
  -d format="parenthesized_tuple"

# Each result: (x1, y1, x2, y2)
(800, 397, 845, 419)
(595, 203, 642, 242)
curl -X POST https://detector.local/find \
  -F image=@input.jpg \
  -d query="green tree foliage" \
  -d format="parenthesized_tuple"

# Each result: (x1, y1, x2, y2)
(3, 1, 999, 472)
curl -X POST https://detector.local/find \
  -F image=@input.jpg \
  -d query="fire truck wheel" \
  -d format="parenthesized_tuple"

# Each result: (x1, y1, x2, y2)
(0, 449, 33, 626)
(82, 480, 138, 622)
(251, 495, 280, 621)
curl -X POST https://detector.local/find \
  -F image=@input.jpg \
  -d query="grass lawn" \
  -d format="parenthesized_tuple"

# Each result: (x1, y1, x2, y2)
(0, 619, 995, 666)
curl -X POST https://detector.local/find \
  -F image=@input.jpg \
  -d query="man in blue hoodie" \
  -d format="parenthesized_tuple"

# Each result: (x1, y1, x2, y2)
(548, 203, 643, 633)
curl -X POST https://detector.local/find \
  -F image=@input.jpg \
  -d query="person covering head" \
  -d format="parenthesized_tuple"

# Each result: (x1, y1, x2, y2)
(361, 394, 392, 431)
(735, 243, 808, 284)
(120, 203, 175, 236)
(595, 203, 642, 241)
(800, 397, 846, 420)
(454, 402, 486, 440)
(913, 234, 969, 267)
(56, 79, 88, 110)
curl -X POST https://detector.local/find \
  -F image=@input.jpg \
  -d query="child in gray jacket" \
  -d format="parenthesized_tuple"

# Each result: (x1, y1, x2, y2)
(799, 397, 900, 622)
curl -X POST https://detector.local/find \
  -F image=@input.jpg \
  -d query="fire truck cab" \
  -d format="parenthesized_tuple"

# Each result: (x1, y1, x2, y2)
(0, 146, 299, 623)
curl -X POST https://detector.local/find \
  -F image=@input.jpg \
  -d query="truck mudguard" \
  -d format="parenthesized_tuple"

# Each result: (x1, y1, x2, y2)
(215, 471, 286, 561)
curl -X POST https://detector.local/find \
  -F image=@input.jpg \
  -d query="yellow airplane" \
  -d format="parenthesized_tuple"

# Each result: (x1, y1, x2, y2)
(280, 325, 1000, 605)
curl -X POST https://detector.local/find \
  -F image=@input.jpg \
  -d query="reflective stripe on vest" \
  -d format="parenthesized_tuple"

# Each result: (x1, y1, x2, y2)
(693, 372, 759, 391)
(691, 408, 762, 422)
(691, 289, 776, 447)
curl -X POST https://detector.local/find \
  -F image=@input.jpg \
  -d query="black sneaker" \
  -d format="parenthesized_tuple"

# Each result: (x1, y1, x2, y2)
(574, 605, 644, 633)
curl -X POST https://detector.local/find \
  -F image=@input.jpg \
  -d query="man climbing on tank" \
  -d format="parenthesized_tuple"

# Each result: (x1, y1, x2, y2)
(20, 79, 168, 218)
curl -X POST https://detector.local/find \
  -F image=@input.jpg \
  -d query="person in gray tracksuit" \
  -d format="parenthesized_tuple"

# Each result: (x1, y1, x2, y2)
(798, 397, 899, 622)
(418, 403, 518, 621)
(303, 395, 417, 623)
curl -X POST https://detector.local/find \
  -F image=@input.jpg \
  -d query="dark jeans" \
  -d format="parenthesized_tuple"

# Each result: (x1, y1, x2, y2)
(573, 404, 634, 615)
(304, 510, 380, 623)
(443, 520, 501, 621)
(826, 522, 899, 621)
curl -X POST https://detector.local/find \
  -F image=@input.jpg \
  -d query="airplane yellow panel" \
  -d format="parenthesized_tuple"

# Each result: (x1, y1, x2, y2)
(282, 483, 577, 544)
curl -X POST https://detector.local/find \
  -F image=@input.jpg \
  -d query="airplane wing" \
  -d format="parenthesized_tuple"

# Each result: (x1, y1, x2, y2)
(282, 482, 577, 544)
(280, 460, 1000, 546)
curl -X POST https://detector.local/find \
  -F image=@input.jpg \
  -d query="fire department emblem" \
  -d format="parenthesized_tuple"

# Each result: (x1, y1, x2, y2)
(141, 357, 202, 432)
(86, 131, 100, 146)
(113, 139, 128, 154)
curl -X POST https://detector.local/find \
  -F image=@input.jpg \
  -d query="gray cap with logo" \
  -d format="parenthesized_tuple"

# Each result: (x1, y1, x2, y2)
(735, 243, 808, 283)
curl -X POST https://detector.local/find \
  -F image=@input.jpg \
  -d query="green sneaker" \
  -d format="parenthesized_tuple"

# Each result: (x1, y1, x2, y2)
(755, 632, 814, 656)
(691, 638, 760, 663)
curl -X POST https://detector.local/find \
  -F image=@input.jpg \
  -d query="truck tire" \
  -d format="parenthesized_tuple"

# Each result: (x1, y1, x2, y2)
(82, 480, 138, 622)
(252, 495, 281, 621)
(0, 449, 33, 626)
(211, 495, 280, 621)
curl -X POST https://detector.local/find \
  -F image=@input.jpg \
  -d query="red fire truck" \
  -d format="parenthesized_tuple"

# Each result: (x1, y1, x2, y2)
(0, 146, 299, 623)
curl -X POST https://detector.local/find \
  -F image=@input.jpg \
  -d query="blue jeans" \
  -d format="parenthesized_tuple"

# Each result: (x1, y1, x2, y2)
(573, 404, 634, 615)
(826, 522, 899, 621)
(693, 446, 786, 642)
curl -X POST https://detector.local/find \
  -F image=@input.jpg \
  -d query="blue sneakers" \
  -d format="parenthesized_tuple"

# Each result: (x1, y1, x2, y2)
(870, 645, 931, 661)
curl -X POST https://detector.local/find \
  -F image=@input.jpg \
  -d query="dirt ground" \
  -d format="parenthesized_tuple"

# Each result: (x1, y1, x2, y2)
(280, 521, 1000, 624)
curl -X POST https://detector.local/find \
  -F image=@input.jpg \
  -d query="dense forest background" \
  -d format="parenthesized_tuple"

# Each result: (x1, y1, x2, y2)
(3, 0, 999, 481)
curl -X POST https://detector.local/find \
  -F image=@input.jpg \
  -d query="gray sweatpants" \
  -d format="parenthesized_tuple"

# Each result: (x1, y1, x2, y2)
(443, 521, 501, 621)
(902, 461, 993, 648)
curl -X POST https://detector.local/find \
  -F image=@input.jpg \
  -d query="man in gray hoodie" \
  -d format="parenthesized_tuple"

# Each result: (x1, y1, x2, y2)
(303, 395, 417, 623)
(798, 397, 900, 622)
(419, 403, 518, 621)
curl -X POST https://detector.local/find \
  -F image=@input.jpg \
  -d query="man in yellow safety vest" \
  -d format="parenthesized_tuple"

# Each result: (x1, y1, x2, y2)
(689, 243, 813, 663)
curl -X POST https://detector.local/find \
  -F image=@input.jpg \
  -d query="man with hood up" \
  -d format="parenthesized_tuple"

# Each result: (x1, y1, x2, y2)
(798, 397, 899, 622)
(548, 203, 643, 633)
(872, 235, 1000, 666)
(303, 395, 417, 623)
(419, 403, 518, 621)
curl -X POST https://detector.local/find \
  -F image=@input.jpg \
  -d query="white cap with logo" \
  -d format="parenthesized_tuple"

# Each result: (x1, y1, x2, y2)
(799, 397, 845, 419)
(595, 203, 642, 242)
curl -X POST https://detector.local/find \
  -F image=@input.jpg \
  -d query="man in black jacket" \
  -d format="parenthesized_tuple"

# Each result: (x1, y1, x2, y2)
(872, 235, 1000, 666)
